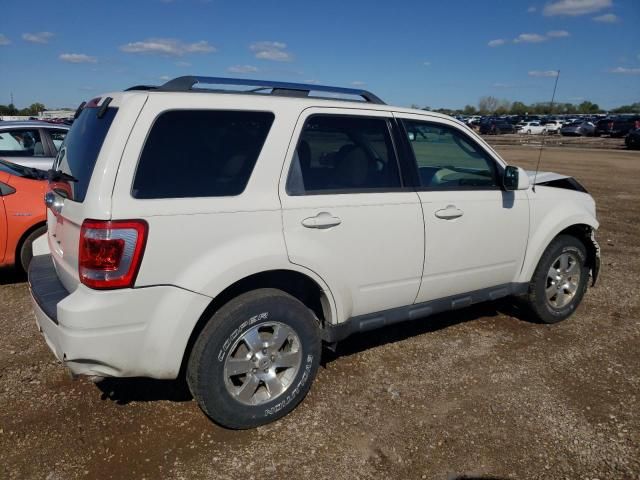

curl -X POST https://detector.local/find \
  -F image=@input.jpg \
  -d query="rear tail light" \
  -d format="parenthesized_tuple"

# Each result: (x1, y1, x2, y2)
(79, 219, 148, 289)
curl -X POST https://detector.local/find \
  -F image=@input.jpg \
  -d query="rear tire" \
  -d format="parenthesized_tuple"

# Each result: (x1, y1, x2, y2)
(19, 225, 47, 273)
(523, 235, 589, 324)
(187, 288, 321, 429)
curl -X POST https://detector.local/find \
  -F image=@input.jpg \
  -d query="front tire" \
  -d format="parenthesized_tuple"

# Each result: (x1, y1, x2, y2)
(187, 288, 321, 429)
(523, 235, 589, 324)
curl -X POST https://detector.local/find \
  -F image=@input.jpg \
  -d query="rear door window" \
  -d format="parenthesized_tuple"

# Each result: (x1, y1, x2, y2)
(0, 129, 45, 157)
(286, 115, 401, 195)
(132, 110, 274, 199)
(55, 107, 118, 202)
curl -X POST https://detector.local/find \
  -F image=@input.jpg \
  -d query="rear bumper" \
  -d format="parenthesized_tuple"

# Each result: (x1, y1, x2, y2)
(29, 254, 212, 379)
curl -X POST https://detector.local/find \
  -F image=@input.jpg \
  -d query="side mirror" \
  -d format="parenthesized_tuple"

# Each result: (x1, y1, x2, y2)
(407, 132, 416, 141)
(503, 165, 530, 191)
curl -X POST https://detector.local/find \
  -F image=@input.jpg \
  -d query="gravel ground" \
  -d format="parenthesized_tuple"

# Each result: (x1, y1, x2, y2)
(1, 145, 639, 480)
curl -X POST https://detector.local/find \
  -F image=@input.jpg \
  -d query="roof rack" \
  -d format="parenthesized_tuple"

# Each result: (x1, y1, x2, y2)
(126, 76, 385, 105)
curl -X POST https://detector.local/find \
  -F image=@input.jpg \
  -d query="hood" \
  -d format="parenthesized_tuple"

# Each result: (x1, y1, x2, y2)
(526, 170, 569, 184)
(525, 170, 588, 193)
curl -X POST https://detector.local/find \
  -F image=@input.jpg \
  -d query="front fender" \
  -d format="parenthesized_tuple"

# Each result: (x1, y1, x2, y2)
(518, 191, 598, 284)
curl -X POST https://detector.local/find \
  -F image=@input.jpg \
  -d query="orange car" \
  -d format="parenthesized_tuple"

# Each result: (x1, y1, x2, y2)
(0, 159, 47, 272)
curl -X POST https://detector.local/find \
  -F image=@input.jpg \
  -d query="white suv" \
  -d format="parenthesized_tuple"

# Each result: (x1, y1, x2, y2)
(29, 76, 600, 429)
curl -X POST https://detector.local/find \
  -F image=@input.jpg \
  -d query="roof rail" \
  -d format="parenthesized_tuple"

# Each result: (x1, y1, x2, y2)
(151, 76, 385, 104)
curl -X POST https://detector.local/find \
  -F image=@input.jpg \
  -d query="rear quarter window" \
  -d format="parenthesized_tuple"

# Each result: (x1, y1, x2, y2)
(132, 110, 274, 199)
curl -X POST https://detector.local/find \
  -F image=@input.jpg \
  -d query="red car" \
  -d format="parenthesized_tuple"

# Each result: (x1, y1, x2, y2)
(0, 159, 47, 272)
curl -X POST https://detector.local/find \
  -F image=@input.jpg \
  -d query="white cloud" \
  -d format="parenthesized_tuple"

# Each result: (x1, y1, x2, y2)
(547, 30, 570, 37)
(593, 13, 618, 22)
(511, 31, 570, 44)
(543, 0, 612, 16)
(610, 67, 640, 75)
(22, 32, 54, 44)
(351, 81, 366, 86)
(59, 53, 97, 63)
(227, 65, 259, 74)
(120, 38, 216, 56)
(175, 61, 191, 67)
(423, 61, 431, 66)
(0, 34, 10, 46)
(488, 39, 506, 47)
(249, 41, 292, 62)
(529, 70, 560, 77)
(527, 6, 537, 12)
(159, 75, 171, 81)
(514, 33, 547, 43)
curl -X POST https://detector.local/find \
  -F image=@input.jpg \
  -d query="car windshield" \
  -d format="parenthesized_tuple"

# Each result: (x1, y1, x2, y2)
(0, 158, 47, 179)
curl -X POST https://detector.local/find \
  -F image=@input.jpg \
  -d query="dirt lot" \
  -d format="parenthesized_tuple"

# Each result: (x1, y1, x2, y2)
(1, 145, 639, 480)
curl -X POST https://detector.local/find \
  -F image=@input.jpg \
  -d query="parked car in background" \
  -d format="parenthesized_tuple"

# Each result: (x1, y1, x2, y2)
(609, 116, 640, 138)
(519, 121, 547, 135)
(466, 116, 482, 126)
(0, 121, 69, 170)
(594, 118, 614, 137)
(479, 120, 515, 135)
(560, 121, 596, 137)
(0, 159, 47, 272)
(541, 120, 563, 134)
(626, 128, 640, 150)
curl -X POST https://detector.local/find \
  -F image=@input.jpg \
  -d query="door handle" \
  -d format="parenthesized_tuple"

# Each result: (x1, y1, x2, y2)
(301, 212, 342, 229)
(434, 205, 464, 220)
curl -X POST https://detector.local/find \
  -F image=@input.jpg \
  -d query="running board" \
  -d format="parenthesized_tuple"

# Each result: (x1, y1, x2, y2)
(321, 283, 528, 343)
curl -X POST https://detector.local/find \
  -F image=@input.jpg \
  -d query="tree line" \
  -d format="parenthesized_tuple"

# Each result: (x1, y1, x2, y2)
(0, 103, 48, 116)
(4, 98, 639, 118)
(414, 97, 640, 116)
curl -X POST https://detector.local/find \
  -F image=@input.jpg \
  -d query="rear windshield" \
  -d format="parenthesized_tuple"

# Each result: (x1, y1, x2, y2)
(54, 107, 118, 202)
(132, 110, 274, 199)
(0, 159, 47, 179)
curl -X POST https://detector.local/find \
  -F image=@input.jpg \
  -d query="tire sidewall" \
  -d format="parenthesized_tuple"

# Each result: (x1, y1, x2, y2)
(533, 239, 588, 323)
(20, 226, 47, 273)
(189, 291, 320, 429)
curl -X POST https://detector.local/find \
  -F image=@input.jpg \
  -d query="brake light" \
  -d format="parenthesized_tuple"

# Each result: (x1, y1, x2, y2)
(79, 219, 148, 289)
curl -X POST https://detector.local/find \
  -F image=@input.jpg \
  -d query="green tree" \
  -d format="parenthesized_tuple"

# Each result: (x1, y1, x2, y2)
(611, 102, 640, 113)
(463, 104, 477, 115)
(577, 101, 601, 114)
(23, 103, 46, 116)
(0, 103, 18, 115)
(510, 101, 528, 115)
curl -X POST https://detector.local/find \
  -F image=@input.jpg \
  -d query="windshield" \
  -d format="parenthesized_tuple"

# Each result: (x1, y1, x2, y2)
(0, 158, 47, 179)
(54, 106, 118, 202)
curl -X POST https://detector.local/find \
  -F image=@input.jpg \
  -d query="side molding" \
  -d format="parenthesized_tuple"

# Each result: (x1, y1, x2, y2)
(322, 282, 528, 343)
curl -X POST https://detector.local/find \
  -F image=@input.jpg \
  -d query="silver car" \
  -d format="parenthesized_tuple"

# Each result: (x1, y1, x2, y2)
(0, 121, 70, 170)
(560, 121, 595, 137)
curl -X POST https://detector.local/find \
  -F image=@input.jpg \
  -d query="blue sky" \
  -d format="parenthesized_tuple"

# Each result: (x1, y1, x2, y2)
(0, 0, 638, 110)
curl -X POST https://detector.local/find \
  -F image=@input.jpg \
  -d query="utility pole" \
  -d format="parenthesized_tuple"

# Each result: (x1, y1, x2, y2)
(10, 92, 14, 106)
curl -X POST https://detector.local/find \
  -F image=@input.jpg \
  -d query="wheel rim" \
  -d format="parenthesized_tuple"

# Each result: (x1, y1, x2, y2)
(223, 322, 302, 406)
(545, 252, 581, 309)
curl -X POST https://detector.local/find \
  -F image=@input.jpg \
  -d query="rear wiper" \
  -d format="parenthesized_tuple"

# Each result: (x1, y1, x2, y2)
(48, 169, 78, 182)
(25, 167, 48, 180)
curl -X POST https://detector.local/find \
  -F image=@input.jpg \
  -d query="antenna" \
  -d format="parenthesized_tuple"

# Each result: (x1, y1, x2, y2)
(532, 70, 560, 192)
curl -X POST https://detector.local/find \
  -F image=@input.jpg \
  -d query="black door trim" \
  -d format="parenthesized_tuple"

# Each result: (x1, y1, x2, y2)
(321, 282, 528, 343)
